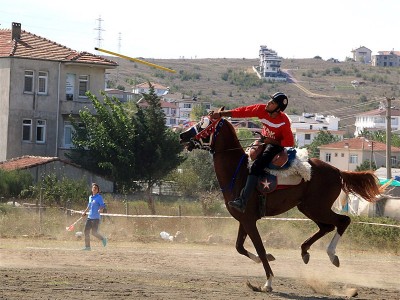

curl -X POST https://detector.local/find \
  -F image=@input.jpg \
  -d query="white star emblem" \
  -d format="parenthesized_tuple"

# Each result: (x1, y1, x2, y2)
(261, 180, 271, 190)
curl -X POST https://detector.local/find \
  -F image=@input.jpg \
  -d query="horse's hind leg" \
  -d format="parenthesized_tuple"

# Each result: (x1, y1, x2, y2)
(298, 205, 350, 267)
(235, 223, 275, 263)
(326, 214, 351, 267)
(299, 221, 335, 264)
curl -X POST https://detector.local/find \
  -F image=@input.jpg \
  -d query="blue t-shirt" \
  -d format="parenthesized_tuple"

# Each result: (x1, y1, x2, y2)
(87, 193, 105, 219)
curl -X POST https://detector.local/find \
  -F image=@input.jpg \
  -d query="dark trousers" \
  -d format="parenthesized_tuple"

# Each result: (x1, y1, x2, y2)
(250, 143, 283, 176)
(84, 218, 104, 247)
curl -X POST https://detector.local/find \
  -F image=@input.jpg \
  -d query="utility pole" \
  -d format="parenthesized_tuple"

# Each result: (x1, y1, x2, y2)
(94, 16, 105, 52)
(386, 97, 395, 179)
(370, 141, 374, 170)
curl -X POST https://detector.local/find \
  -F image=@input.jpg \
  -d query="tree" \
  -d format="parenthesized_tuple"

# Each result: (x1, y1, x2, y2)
(67, 88, 184, 207)
(359, 129, 400, 148)
(190, 104, 208, 121)
(307, 130, 340, 158)
(355, 160, 377, 171)
(67, 92, 137, 189)
(170, 150, 218, 196)
(133, 85, 185, 213)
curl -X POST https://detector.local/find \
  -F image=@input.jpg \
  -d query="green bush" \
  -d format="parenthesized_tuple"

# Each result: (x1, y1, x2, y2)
(0, 169, 33, 199)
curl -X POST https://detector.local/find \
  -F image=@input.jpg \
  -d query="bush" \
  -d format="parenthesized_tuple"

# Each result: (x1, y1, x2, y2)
(0, 169, 33, 199)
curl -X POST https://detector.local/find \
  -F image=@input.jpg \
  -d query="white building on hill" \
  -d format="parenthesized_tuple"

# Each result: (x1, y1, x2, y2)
(354, 103, 400, 136)
(288, 113, 344, 147)
(254, 45, 286, 82)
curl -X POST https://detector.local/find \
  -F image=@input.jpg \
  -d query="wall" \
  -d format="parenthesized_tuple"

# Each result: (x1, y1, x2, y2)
(25, 160, 113, 193)
(0, 58, 11, 161)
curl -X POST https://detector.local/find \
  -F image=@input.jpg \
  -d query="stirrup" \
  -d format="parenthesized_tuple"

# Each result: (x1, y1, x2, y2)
(228, 198, 245, 213)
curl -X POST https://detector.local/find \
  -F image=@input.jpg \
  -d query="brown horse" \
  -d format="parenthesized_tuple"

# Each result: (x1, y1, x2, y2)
(179, 115, 384, 292)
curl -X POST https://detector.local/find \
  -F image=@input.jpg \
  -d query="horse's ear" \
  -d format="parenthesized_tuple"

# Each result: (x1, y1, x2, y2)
(218, 106, 225, 112)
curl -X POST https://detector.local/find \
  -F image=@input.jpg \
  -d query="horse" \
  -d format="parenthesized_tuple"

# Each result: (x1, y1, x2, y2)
(179, 115, 385, 292)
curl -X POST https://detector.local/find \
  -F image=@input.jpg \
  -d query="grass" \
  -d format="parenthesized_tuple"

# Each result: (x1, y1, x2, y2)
(1, 199, 399, 254)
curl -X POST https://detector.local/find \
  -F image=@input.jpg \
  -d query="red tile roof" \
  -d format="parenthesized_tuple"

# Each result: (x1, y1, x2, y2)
(0, 27, 117, 67)
(377, 51, 400, 56)
(319, 137, 400, 152)
(0, 156, 60, 171)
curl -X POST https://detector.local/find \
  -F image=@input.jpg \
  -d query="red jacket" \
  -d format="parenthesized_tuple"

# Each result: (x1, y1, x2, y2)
(231, 104, 294, 147)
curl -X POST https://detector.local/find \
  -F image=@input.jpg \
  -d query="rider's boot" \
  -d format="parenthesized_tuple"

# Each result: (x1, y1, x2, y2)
(228, 175, 258, 213)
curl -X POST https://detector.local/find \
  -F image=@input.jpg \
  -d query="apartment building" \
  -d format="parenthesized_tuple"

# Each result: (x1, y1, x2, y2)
(288, 113, 344, 147)
(254, 45, 286, 81)
(162, 93, 211, 126)
(354, 104, 400, 136)
(0, 22, 117, 161)
(372, 50, 400, 67)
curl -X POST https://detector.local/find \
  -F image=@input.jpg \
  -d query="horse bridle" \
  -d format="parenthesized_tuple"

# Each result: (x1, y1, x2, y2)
(191, 117, 225, 153)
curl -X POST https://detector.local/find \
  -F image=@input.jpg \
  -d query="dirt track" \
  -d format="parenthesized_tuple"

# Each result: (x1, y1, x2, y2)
(0, 238, 399, 300)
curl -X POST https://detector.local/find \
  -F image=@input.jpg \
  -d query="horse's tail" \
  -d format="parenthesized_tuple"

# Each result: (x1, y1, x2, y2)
(340, 170, 385, 202)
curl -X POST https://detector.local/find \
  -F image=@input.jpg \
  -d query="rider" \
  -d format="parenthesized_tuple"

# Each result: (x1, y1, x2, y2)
(209, 92, 294, 213)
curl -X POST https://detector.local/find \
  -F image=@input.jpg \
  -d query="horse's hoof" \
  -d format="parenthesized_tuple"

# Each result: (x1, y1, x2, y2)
(302, 253, 310, 264)
(266, 253, 276, 262)
(330, 255, 340, 267)
(261, 286, 273, 292)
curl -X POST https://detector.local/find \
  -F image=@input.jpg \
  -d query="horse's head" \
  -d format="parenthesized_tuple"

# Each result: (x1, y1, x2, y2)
(179, 116, 217, 151)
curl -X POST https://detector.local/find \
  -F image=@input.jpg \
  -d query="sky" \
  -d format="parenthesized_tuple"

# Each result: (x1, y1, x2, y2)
(1, 0, 400, 61)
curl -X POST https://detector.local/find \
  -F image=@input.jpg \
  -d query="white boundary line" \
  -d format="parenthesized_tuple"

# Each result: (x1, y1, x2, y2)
(69, 209, 400, 228)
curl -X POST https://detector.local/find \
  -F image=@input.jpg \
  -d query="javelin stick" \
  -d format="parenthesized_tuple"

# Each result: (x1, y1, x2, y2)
(95, 47, 176, 73)
(66, 216, 83, 231)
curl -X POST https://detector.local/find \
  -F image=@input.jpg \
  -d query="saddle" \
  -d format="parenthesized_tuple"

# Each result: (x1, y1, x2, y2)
(246, 142, 310, 194)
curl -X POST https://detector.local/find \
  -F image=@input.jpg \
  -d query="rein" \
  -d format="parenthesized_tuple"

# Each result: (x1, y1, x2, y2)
(193, 117, 248, 193)
(193, 117, 255, 153)
(221, 153, 247, 193)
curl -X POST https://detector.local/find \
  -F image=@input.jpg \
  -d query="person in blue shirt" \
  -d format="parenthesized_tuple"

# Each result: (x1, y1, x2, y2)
(82, 183, 107, 250)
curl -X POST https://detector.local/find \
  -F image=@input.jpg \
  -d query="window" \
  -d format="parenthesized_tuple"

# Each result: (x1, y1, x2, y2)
(24, 71, 34, 93)
(64, 122, 74, 148)
(38, 72, 48, 94)
(22, 119, 32, 141)
(350, 154, 358, 164)
(325, 153, 331, 162)
(183, 103, 191, 109)
(305, 134, 311, 140)
(66, 73, 75, 100)
(36, 120, 46, 143)
(64, 121, 84, 148)
(78, 75, 89, 97)
(391, 156, 397, 166)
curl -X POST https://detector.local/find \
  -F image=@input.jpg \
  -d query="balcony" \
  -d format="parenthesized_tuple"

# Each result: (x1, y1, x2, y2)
(60, 99, 96, 115)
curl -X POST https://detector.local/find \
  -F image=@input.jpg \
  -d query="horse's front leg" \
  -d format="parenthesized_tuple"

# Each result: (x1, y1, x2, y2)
(243, 221, 274, 292)
(235, 223, 275, 263)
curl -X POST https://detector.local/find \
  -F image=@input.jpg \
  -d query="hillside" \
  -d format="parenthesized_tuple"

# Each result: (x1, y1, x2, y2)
(104, 56, 400, 134)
